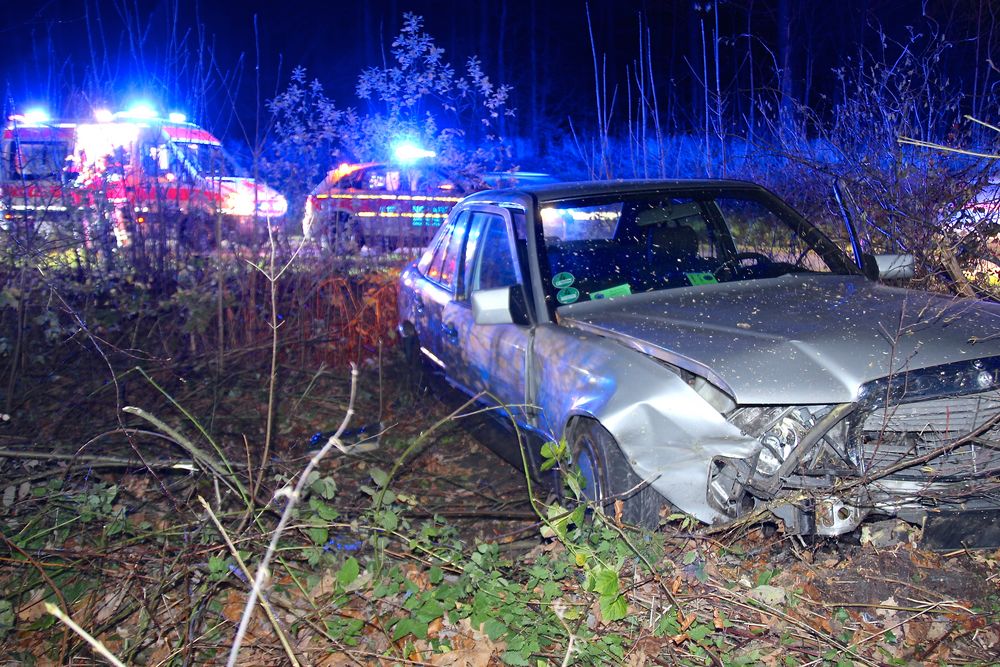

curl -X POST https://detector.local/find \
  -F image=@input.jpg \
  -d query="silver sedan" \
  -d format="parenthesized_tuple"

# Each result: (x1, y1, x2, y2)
(398, 180, 1000, 544)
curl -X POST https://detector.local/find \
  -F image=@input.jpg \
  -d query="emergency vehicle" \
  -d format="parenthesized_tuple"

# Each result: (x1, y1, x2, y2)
(302, 161, 463, 253)
(1, 107, 287, 248)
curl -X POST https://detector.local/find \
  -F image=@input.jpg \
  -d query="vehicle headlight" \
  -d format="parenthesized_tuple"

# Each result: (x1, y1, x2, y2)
(222, 189, 255, 217)
(728, 406, 821, 475)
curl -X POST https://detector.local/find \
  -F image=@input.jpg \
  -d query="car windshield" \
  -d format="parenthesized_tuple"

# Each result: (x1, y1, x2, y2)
(537, 188, 857, 306)
(174, 141, 242, 178)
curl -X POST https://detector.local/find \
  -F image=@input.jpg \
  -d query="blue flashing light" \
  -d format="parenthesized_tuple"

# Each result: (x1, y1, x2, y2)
(22, 108, 50, 124)
(168, 112, 187, 123)
(123, 102, 157, 119)
(393, 141, 436, 164)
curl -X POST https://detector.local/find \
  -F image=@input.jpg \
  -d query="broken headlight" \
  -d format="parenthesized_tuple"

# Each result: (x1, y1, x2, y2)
(728, 406, 823, 475)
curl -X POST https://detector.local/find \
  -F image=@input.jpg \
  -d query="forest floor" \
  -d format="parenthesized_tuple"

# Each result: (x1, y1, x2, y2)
(0, 317, 998, 666)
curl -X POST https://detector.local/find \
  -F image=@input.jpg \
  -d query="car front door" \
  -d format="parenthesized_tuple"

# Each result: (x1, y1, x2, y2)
(440, 206, 534, 428)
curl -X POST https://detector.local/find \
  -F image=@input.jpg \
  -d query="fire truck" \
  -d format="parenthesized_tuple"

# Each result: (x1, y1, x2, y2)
(1, 107, 287, 248)
(302, 161, 463, 253)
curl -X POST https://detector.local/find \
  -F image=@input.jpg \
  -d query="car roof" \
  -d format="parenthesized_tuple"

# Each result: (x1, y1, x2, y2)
(459, 178, 769, 208)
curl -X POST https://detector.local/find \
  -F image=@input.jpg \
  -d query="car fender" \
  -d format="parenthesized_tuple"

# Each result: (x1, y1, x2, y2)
(531, 324, 758, 524)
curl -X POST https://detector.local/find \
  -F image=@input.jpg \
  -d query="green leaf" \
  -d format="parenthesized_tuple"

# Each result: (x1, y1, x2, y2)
(501, 650, 530, 666)
(687, 623, 712, 641)
(540, 441, 554, 458)
(310, 476, 337, 499)
(379, 510, 398, 532)
(309, 497, 340, 521)
(369, 467, 389, 488)
(600, 591, 628, 621)
(655, 614, 680, 637)
(0, 599, 14, 640)
(566, 473, 583, 498)
(304, 546, 323, 567)
(208, 555, 227, 575)
(337, 557, 360, 587)
(591, 566, 620, 597)
(428, 566, 443, 585)
(307, 526, 329, 545)
(483, 618, 508, 641)
(392, 617, 427, 641)
(416, 598, 444, 622)
(682, 550, 698, 565)
(756, 567, 778, 586)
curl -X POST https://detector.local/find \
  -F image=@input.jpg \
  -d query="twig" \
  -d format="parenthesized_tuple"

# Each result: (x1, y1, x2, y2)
(122, 406, 248, 503)
(706, 584, 880, 667)
(897, 136, 1000, 159)
(44, 602, 126, 667)
(372, 391, 487, 518)
(132, 367, 247, 503)
(846, 599, 952, 652)
(965, 114, 1000, 135)
(0, 447, 198, 469)
(554, 606, 576, 667)
(227, 363, 358, 667)
(198, 496, 301, 667)
(0, 531, 71, 661)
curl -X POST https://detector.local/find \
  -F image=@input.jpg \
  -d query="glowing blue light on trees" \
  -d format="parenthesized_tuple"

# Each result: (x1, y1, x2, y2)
(393, 141, 436, 164)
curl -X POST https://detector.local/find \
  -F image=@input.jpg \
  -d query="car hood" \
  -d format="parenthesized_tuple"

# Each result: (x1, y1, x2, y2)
(558, 274, 1000, 404)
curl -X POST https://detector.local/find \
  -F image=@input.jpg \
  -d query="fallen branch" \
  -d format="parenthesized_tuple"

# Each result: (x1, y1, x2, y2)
(199, 496, 301, 667)
(227, 363, 359, 667)
(44, 602, 125, 667)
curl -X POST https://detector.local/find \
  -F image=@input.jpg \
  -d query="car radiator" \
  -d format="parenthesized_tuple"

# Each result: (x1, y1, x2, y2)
(856, 391, 1000, 478)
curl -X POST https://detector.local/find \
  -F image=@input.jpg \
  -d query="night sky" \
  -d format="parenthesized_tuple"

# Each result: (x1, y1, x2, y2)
(0, 1, 993, 158)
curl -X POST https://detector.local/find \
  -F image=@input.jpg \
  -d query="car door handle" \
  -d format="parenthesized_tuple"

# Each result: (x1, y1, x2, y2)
(413, 295, 424, 314)
(442, 323, 458, 339)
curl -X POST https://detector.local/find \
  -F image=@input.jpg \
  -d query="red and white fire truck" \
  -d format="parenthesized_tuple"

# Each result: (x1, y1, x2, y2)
(1, 107, 287, 247)
(302, 161, 464, 253)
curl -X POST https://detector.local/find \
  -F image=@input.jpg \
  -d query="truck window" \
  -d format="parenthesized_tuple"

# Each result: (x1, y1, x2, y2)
(173, 142, 238, 178)
(7, 141, 68, 180)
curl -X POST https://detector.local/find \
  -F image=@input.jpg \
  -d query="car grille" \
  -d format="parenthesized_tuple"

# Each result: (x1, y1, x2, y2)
(858, 390, 1000, 477)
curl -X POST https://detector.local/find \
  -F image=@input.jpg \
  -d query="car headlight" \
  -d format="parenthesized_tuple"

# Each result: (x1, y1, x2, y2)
(728, 406, 820, 475)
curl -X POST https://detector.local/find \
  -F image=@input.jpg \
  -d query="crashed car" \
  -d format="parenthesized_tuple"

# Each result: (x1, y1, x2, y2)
(398, 180, 1000, 544)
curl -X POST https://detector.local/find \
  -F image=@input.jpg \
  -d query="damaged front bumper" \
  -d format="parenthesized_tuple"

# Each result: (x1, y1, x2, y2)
(704, 359, 1000, 544)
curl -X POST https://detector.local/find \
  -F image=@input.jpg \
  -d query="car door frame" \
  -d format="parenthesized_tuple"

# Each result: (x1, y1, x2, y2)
(437, 203, 552, 476)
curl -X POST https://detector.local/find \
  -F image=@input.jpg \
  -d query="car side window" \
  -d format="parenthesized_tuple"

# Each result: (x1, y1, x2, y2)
(462, 214, 485, 295)
(471, 213, 519, 292)
(419, 211, 469, 289)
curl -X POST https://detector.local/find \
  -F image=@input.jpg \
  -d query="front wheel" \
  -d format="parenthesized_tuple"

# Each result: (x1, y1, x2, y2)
(567, 419, 668, 529)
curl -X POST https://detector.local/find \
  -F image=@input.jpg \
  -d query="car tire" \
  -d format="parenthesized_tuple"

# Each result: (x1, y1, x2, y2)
(567, 418, 668, 530)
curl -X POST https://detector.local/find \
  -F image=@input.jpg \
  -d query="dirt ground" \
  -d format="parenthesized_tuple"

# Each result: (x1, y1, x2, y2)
(1, 353, 998, 665)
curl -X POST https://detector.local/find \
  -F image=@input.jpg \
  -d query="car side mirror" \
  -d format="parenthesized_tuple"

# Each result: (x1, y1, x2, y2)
(861, 252, 914, 280)
(472, 286, 531, 326)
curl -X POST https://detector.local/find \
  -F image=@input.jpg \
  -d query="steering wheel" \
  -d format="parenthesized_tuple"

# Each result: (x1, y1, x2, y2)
(713, 251, 771, 278)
